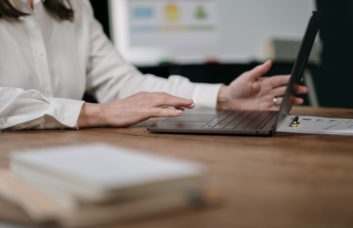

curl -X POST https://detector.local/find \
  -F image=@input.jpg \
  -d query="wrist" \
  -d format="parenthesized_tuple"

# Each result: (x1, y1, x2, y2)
(217, 85, 231, 110)
(77, 103, 106, 128)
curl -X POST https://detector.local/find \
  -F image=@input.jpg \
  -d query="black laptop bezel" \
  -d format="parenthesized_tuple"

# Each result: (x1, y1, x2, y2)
(275, 11, 322, 128)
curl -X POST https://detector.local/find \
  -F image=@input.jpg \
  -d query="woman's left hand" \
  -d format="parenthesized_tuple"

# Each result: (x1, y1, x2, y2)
(217, 60, 308, 111)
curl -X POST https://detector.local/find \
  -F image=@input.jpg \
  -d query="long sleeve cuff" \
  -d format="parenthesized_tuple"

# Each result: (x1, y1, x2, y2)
(192, 83, 222, 109)
(4, 97, 85, 131)
(46, 98, 85, 129)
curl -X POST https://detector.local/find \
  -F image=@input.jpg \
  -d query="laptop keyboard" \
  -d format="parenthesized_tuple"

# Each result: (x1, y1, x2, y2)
(201, 111, 277, 130)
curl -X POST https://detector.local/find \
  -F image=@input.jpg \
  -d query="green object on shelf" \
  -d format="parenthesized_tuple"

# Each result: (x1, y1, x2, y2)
(158, 58, 173, 66)
(195, 6, 207, 20)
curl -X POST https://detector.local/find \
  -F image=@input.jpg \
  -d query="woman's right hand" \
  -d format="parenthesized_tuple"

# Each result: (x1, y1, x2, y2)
(77, 92, 194, 128)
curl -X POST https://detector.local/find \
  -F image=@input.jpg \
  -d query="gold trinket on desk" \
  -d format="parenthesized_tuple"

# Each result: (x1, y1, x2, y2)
(290, 116, 300, 128)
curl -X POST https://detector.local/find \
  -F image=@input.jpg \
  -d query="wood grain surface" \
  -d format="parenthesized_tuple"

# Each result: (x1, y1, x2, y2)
(1, 107, 353, 228)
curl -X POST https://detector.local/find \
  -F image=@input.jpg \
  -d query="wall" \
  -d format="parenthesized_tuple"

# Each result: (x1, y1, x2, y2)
(109, 0, 315, 65)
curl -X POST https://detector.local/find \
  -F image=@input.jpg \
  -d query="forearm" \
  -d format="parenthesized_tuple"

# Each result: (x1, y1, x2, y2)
(88, 60, 221, 108)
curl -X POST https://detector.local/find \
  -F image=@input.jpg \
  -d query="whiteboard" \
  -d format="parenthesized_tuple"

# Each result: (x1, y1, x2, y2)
(109, 0, 316, 66)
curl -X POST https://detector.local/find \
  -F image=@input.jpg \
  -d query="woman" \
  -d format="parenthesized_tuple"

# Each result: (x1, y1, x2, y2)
(0, 0, 307, 130)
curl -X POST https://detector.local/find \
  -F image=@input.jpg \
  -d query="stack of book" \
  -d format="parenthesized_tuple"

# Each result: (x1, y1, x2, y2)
(0, 144, 214, 227)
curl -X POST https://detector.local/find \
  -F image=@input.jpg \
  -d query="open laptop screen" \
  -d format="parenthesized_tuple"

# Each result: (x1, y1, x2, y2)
(276, 11, 322, 127)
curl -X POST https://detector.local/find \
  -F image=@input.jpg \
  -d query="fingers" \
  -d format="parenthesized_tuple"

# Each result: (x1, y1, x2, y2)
(270, 85, 307, 98)
(295, 85, 309, 94)
(150, 108, 184, 118)
(267, 75, 309, 94)
(151, 92, 194, 108)
(247, 60, 272, 81)
(292, 97, 304, 105)
(269, 75, 290, 87)
(268, 76, 309, 97)
(272, 96, 283, 106)
(272, 96, 304, 107)
(271, 86, 287, 98)
(151, 93, 194, 117)
(104, 92, 195, 127)
(135, 92, 194, 118)
(175, 104, 195, 111)
(270, 85, 306, 107)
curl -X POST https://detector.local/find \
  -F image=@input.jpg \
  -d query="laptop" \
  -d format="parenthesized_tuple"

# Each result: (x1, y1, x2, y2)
(148, 12, 321, 136)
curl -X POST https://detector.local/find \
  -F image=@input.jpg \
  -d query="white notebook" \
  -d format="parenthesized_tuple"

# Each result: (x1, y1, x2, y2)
(10, 144, 204, 203)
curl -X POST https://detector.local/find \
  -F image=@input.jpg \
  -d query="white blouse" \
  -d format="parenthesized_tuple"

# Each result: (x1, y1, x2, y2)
(0, 0, 221, 130)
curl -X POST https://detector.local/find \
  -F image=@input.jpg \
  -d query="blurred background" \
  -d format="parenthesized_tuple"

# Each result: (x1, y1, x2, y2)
(89, 0, 353, 108)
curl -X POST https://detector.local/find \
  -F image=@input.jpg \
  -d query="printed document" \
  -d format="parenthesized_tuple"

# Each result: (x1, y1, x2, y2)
(277, 115, 353, 136)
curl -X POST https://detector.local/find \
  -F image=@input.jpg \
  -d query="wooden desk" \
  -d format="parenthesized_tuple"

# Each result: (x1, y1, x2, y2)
(1, 107, 353, 228)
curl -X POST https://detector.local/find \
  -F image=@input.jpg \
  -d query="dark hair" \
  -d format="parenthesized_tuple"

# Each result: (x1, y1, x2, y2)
(0, 0, 74, 21)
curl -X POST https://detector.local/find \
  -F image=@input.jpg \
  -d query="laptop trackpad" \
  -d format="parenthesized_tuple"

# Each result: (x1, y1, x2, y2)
(153, 113, 215, 129)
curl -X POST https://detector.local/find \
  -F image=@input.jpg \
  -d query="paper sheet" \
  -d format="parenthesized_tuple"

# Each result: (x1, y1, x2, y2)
(277, 115, 353, 136)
